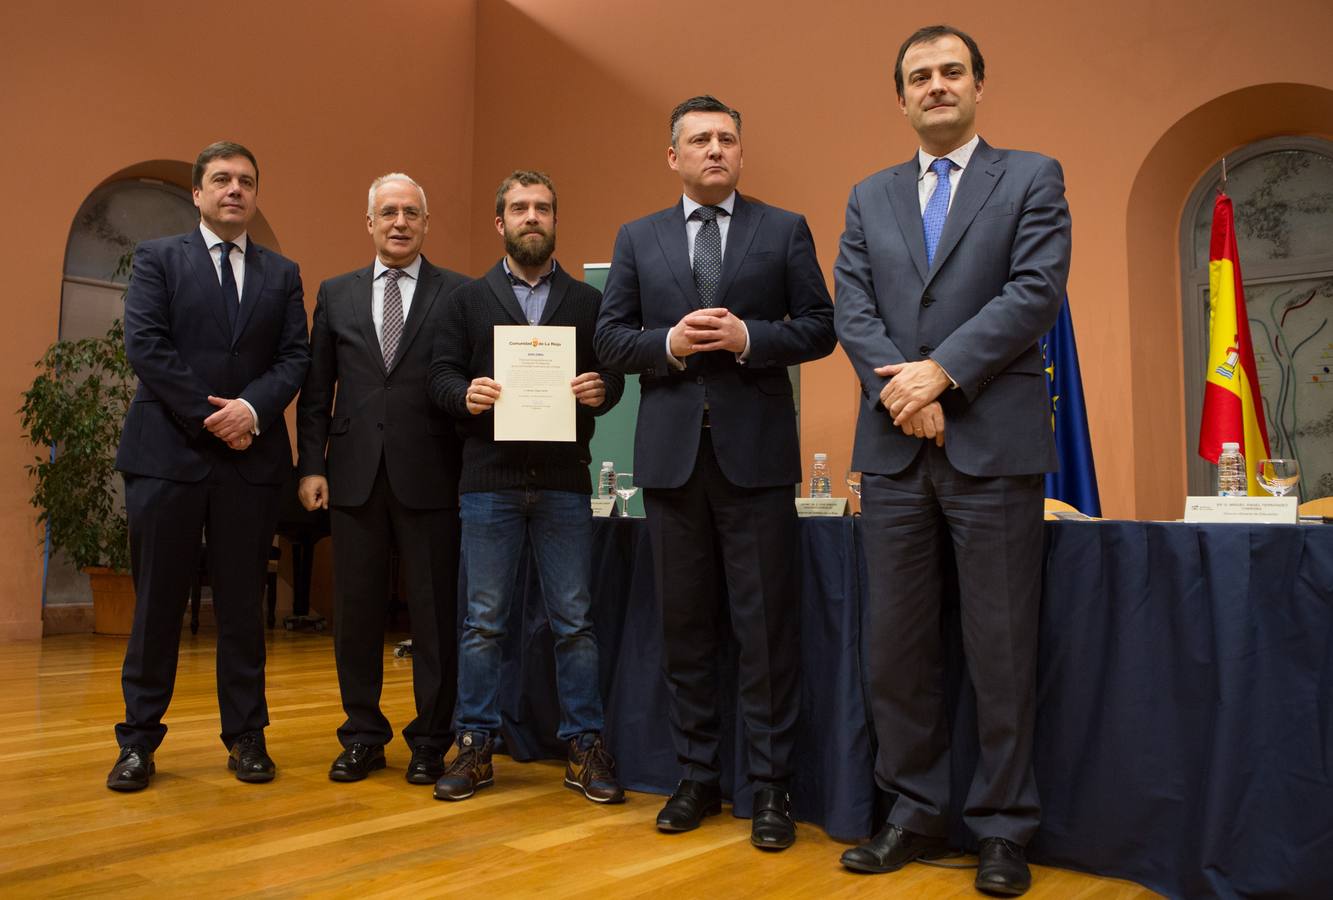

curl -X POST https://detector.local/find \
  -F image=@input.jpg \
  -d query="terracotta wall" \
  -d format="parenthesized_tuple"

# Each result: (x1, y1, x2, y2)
(0, 0, 478, 639)
(3, 0, 1331, 639)
(468, 0, 1333, 521)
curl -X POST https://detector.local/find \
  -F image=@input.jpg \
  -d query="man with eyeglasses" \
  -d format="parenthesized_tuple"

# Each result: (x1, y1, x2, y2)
(296, 173, 468, 785)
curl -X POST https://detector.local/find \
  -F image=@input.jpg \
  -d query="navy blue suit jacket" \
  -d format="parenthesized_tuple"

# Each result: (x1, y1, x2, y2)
(834, 140, 1071, 477)
(595, 194, 836, 490)
(115, 228, 310, 485)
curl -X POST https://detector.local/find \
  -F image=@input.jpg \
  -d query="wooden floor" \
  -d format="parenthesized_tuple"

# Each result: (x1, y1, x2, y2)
(0, 629, 1158, 898)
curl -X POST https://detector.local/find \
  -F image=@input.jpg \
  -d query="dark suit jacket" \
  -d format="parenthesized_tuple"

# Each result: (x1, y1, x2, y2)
(595, 194, 836, 490)
(428, 261, 623, 495)
(834, 139, 1071, 477)
(296, 257, 468, 509)
(115, 228, 310, 485)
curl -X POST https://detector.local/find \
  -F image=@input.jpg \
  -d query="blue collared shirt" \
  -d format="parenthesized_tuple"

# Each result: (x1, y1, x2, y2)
(503, 257, 558, 325)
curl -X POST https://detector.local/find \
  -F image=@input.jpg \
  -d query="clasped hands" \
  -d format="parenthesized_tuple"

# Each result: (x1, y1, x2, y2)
(204, 395, 256, 451)
(668, 308, 747, 358)
(464, 372, 606, 415)
(876, 359, 951, 446)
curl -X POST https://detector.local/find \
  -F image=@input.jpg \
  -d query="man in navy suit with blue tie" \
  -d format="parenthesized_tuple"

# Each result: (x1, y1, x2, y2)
(596, 96, 836, 851)
(107, 141, 310, 791)
(833, 27, 1071, 894)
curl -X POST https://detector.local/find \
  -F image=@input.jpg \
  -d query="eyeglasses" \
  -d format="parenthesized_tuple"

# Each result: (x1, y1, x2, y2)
(375, 206, 423, 222)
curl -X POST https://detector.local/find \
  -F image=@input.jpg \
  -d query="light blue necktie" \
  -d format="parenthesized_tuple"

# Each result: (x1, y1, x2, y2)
(922, 157, 956, 267)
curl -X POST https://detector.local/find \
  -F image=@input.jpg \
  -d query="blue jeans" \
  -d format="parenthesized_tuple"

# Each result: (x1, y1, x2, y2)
(455, 489, 604, 741)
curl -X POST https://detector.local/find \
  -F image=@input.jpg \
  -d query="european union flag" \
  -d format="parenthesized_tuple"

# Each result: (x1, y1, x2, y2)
(1042, 298, 1101, 516)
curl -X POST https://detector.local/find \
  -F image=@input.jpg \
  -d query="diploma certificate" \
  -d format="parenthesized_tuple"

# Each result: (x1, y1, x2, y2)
(493, 325, 577, 442)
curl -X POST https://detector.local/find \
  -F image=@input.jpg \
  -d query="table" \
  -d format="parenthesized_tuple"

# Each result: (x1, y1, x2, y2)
(473, 517, 1333, 899)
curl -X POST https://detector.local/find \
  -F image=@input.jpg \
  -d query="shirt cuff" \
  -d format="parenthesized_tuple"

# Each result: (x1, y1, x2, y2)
(665, 328, 685, 371)
(238, 398, 261, 435)
(932, 359, 959, 390)
(736, 321, 751, 364)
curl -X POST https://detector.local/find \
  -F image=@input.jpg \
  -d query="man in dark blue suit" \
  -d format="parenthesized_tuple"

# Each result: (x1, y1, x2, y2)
(834, 27, 1071, 895)
(596, 96, 836, 850)
(107, 141, 310, 791)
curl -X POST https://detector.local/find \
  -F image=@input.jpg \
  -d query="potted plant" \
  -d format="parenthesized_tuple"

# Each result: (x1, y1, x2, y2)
(20, 299, 136, 634)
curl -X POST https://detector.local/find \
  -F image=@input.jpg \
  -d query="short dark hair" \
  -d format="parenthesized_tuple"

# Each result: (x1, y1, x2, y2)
(192, 141, 259, 190)
(894, 25, 985, 99)
(669, 95, 742, 147)
(495, 170, 557, 217)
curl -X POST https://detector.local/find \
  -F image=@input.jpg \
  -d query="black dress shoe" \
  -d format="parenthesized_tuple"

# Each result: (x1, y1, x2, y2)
(405, 744, 445, 784)
(975, 837, 1031, 896)
(107, 746, 154, 792)
(656, 779, 722, 833)
(329, 743, 386, 782)
(750, 784, 795, 851)
(840, 823, 949, 873)
(228, 731, 276, 783)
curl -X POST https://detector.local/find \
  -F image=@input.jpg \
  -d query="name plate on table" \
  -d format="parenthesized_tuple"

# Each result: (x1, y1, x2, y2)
(1183, 496, 1298, 524)
(590, 498, 617, 518)
(795, 498, 848, 517)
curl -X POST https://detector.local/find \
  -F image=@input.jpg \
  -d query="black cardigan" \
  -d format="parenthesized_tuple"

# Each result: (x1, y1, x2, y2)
(428, 260, 624, 495)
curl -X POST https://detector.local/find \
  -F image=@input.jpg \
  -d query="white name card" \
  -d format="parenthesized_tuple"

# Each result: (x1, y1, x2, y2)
(1183, 496, 1298, 524)
(590, 498, 617, 518)
(795, 498, 848, 517)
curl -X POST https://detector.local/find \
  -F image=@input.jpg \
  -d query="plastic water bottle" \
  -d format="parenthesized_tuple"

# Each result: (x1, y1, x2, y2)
(1217, 442, 1246, 497)
(598, 461, 616, 500)
(809, 453, 832, 498)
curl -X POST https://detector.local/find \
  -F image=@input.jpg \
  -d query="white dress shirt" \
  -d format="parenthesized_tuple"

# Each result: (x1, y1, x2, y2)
(198, 224, 258, 432)
(372, 255, 423, 341)
(668, 191, 749, 367)
(916, 133, 981, 213)
(913, 135, 980, 390)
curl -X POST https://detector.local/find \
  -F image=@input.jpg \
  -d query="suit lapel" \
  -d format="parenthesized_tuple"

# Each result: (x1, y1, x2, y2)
(652, 203, 701, 309)
(538, 268, 571, 325)
(715, 194, 760, 307)
(887, 159, 929, 283)
(484, 264, 529, 325)
(182, 231, 233, 339)
(353, 267, 387, 371)
(232, 242, 265, 344)
(390, 259, 438, 372)
(926, 140, 1004, 283)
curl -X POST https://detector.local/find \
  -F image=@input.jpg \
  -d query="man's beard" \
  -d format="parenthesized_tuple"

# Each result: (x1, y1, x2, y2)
(505, 226, 556, 268)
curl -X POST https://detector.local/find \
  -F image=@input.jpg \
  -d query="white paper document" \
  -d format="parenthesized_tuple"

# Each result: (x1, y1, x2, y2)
(493, 325, 576, 442)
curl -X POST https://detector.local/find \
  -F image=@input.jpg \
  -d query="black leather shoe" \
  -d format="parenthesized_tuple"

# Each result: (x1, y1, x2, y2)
(405, 744, 445, 785)
(227, 731, 276, 783)
(329, 743, 386, 782)
(107, 746, 154, 792)
(975, 837, 1031, 896)
(840, 823, 949, 873)
(750, 784, 795, 850)
(656, 779, 722, 833)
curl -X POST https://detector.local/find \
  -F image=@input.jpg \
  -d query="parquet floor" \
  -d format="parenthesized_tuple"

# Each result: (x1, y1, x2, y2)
(0, 629, 1159, 898)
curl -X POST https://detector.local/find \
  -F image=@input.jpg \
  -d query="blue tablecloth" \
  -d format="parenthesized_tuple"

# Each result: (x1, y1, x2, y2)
(471, 517, 1333, 899)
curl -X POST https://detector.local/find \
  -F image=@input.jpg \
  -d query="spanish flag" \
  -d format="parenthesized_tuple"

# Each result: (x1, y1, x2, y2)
(1198, 192, 1270, 493)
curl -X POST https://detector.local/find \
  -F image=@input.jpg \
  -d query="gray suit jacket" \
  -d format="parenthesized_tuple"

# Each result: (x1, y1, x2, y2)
(834, 139, 1071, 477)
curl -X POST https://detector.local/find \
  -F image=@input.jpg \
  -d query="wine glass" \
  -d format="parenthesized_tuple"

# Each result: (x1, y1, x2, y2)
(614, 472, 638, 518)
(845, 469, 863, 514)
(1256, 459, 1301, 498)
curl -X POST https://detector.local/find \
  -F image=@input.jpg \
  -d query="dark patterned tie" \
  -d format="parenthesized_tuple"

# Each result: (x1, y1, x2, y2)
(381, 269, 403, 370)
(219, 242, 239, 333)
(691, 205, 723, 306)
(922, 157, 955, 267)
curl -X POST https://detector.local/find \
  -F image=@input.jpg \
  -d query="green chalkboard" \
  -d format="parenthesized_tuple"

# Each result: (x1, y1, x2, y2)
(584, 263, 644, 516)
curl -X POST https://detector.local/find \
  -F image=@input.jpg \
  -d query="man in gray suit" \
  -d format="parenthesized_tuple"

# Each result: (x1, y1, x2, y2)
(833, 25, 1071, 896)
